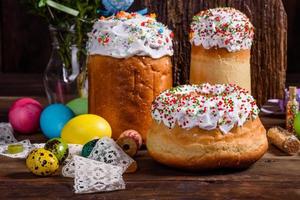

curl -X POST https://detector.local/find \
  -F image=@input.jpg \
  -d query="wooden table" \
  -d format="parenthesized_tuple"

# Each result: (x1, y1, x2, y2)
(0, 98, 299, 199)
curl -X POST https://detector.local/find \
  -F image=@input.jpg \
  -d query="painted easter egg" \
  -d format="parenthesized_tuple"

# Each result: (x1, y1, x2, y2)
(294, 112, 300, 137)
(8, 98, 43, 134)
(40, 104, 74, 139)
(66, 97, 88, 116)
(44, 138, 69, 164)
(61, 114, 111, 144)
(26, 148, 59, 176)
(81, 139, 99, 158)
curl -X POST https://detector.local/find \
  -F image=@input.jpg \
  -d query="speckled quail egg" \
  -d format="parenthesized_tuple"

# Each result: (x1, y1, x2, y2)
(44, 138, 69, 164)
(26, 148, 59, 176)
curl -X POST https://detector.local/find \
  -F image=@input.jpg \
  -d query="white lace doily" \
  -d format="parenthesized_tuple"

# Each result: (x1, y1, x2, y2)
(0, 123, 17, 145)
(64, 144, 83, 163)
(71, 156, 125, 194)
(88, 137, 134, 173)
(62, 157, 76, 178)
(0, 140, 35, 159)
(32, 143, 45, 149)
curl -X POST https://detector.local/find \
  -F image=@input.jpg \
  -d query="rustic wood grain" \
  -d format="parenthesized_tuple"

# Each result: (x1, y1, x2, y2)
(133, 0, 287, 106)
(0, 148, 299, 199)
(0, 0, 50, 73)
(0, 74, 45, 96)
(282, 0, 300, 74)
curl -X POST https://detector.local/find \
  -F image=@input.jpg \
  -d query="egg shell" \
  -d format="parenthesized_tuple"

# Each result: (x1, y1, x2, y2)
(26, 148, 59, 176)
(8, 98, 43, 134)
(119, 129, 143, 149)
(61, 114, 112, 144)
(294, 113, 300, 137)
(66, 98, 88, 116)
(81, 139, 99, 157)
(40, 104, 74, 139)
(102, 0, 134, 12)
(44, 138, 69, 164)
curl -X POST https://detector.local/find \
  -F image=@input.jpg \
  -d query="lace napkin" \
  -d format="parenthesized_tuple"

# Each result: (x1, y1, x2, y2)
(62, 137, 134, 177)
(62, 157, 76, 178)
(0, 140, 35, 159)
(0, 123, 17, 145)
(88, 137, 134, 173)
(65, 144, 83, 163)
(73, 156, 125, 194)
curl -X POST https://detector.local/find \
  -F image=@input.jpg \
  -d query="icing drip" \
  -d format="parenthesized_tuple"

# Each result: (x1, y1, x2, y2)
(88, 11, 174, 59)
(190, 7, 254, 52)
(151, 83, 259, 134)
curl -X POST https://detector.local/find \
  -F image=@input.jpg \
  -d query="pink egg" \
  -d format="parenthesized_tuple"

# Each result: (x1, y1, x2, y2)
(8, 98, 43, 134)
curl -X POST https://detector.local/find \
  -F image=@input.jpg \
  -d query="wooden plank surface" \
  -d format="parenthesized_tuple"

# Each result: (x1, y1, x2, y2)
(0, 145, 299, 199)
(0, 97, 299, 199)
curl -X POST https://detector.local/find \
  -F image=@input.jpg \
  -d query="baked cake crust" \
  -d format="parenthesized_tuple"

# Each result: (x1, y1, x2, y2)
(88, 55, 172, 140)
(147, 118, 268, 170)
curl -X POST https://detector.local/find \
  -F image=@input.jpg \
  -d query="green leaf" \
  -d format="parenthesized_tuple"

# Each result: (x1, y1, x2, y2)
(46, 0, 79, 16)
(38, 0, 47, 7)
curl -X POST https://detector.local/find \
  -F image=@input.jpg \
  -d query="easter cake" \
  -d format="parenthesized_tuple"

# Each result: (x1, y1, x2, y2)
(189, 7, 254, 92)
(146, 83, 268, 170)
(87, 11, 173, 141)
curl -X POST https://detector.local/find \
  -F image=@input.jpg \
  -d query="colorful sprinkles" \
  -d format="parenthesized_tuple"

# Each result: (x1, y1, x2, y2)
(151, 83, 259, 134)
(88, 11, 174, 59)
(190, 7, 254, 52)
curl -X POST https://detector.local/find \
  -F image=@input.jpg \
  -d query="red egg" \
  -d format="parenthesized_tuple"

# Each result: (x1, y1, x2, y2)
(8, 98, 43, 134)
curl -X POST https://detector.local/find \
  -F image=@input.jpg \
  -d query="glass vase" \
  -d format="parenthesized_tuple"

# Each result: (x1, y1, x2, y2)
(43, 25, 88, 104)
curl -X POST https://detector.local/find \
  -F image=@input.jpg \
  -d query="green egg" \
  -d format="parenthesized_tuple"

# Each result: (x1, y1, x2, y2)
(294, 113, 300, 138)
(44, 138, 69, 164)
(81, 139, 99, 158)
(66, 98, 88, 116)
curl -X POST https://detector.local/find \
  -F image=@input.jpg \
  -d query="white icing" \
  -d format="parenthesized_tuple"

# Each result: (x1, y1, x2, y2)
(190, 7, 254, 52)
(151, 83, 259, 134)
(88, 12, 174, 59)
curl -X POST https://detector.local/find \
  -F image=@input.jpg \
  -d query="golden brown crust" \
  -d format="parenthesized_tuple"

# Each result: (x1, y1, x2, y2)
(147, 118, 268, 170)
(190, 45, 252, 93)
(88, 55, 172, 141)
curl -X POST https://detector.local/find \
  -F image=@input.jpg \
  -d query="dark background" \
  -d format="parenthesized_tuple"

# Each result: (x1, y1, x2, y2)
(0, 0, 299, 95)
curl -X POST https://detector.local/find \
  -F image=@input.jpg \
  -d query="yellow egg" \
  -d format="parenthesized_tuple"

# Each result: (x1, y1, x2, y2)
(26, 148, 59, 176)
(61, 114, 112, 144)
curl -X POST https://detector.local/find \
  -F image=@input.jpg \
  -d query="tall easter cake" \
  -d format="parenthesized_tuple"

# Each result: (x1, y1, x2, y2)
(190, 7, 254, 92)
(87, 12, 174, 141)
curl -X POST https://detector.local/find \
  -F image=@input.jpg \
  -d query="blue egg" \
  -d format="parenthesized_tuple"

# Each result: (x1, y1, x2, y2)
(40, 104, 74, 139)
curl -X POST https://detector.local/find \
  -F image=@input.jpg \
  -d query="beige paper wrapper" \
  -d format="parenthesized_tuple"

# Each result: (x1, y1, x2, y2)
(190, 46, 251, 93)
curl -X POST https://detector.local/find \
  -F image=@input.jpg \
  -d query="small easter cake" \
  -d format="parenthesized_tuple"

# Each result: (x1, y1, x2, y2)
(147, 83, 268, 170)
